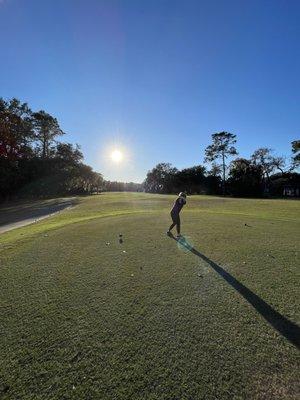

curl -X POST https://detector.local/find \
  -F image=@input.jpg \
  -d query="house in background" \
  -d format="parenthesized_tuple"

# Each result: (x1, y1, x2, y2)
(283, 185, 300, 197)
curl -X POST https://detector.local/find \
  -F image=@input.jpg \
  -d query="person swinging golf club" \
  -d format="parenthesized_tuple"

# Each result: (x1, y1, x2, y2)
(167, 192, 187, 238)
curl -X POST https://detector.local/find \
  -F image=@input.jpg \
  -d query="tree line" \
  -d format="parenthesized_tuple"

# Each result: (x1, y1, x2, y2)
(144, 132, 300, 197)
(1, 98, 299, 200)
(0, 98, 104, 200)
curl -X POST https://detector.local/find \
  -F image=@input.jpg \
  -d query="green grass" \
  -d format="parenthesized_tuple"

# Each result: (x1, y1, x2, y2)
(0, 193, 299, 399)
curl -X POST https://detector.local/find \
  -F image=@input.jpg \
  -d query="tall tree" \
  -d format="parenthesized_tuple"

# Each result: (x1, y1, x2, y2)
(55, 143, 83, 165)
(204, 132, 238, 195)
(176, 165, 206, 194)
(93, 173, 105, 193)
(0, 98, 33, 159)
(291, 140, 300, 169)
(251, 148, 274, 179)
(144, 163, 178, 193)
(32, 110, 65, 158)
(250, 148, 286, 193)
(228, 158, 263, 197)
(208, 162, 222, 177)
(272, 156, 286, 174)
(0, 98, 106, 200)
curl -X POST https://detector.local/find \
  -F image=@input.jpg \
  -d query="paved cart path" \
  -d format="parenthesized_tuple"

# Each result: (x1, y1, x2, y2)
(0, 198, 75, 234)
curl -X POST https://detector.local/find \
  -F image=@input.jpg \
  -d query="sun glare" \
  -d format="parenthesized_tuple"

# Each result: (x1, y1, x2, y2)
(111, 149, 123, 163)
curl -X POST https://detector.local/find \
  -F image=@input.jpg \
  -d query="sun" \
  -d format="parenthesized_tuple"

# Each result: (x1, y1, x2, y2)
(111, 149, 123, 163)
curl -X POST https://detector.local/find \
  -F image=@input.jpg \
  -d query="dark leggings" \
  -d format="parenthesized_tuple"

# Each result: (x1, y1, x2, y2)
(169, 212, 180, 234)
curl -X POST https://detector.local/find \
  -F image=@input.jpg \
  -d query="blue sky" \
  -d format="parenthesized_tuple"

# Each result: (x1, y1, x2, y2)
(1, 0, 299, 182)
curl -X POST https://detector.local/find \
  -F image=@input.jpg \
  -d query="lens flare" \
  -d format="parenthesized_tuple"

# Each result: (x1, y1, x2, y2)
(177, 236, 194, 252)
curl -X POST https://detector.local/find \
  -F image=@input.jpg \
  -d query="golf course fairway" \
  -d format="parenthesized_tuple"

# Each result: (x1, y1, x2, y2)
(0, 193, 299, 399)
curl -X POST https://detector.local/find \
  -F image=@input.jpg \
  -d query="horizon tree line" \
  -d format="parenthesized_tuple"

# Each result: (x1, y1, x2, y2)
(1, 97, 299, 199)
(0, 97, 104, 200)
(144, 132, 300, 197)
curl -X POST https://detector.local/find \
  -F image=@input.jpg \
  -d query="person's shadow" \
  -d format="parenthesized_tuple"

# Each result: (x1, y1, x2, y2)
(168, 233, 300, 349)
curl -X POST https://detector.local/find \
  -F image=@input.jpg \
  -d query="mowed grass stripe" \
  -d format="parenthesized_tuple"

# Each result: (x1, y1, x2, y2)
(0, 210, 159, 246)
(1, 193, 299, 247)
